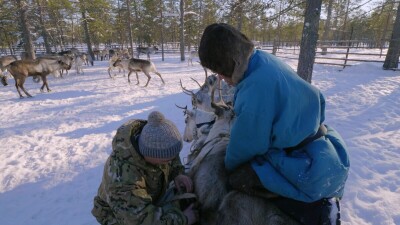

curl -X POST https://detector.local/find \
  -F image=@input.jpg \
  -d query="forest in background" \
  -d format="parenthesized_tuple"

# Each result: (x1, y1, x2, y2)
(1, 0, 399, 78)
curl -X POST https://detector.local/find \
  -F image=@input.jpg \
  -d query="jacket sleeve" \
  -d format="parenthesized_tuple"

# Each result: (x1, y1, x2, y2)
(169, 157, 185, 181)
(105, 158, 187, 225)
(225, 81, 277, 171)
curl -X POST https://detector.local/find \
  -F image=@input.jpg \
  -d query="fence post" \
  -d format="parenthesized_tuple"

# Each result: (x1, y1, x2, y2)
(343, 26, 354, 69)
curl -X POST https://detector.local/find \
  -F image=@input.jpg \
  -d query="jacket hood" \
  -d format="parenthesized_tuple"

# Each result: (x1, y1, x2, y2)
(231, 49, 254, 85)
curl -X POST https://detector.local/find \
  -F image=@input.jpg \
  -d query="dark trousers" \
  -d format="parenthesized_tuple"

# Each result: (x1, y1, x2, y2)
(229, 163, 341, 225)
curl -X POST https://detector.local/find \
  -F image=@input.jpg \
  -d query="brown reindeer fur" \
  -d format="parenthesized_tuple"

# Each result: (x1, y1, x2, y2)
(8, 58, 72, 98)
(114, 58, 165, 87)
(0, 55, 18, 72)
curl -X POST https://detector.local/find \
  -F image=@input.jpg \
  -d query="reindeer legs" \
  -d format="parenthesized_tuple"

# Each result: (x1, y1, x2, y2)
(155, 72, 165, 84)
(40, 75, 51, 92)
(15, 77, 32, 98)
(127, 71, 133, 84)
(135, 72, 140, 85)
(143, 72, 151, 87)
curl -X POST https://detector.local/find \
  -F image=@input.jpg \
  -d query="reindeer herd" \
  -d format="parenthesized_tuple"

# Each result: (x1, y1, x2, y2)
(0, 46, 169, 98)
(177, 72, 300, 225)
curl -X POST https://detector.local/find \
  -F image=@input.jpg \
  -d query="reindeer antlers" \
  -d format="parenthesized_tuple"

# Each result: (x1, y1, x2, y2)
(180, 79, 195, 96)
(175, 104, 188, 110)
(190, 77, 202, 88)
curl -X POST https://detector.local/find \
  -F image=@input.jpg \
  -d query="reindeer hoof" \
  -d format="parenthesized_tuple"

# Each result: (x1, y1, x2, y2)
(48, 89, 52, 92)
(19, 96, 24, 99)
(40, 89, 44, 93)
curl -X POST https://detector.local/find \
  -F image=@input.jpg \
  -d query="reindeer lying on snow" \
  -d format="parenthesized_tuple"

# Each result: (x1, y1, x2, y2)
(177, 81, 299, 225)
(113, 58, 165, 87)
(6, 57, 73, 98)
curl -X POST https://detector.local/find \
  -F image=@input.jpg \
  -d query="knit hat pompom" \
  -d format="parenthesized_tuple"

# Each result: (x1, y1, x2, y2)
(147, 111, 165, 125)
(138, 111, 183, 159)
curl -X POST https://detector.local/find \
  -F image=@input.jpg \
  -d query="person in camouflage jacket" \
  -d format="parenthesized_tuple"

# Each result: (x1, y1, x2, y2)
(92, 111, 198, 225)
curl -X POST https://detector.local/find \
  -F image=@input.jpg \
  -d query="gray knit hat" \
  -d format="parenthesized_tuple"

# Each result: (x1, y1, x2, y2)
(138, 111, 183, 159)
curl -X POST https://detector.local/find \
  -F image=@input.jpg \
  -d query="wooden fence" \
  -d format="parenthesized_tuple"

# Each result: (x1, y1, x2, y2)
(0, 40, 397, 70)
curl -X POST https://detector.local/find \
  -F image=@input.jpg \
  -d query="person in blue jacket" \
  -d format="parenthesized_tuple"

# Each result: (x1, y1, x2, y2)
(198, 23, 350, 225)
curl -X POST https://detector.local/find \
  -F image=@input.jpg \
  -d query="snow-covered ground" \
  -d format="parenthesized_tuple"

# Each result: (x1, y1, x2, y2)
(0, 52, 399, 225)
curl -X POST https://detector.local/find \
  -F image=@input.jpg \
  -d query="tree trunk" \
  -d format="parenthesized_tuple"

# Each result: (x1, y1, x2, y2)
(126, 0, 134, 57)
(383, 2, 400, 69)
(81, 8, 94, 62)
(321, 0, 334, 55)
(297, 0, 323, 83)
(179, 0, 185, 61)
(380, 1, 395, 57)
(340, 0, 351, 44)
(16, 0, 36, 59)
(36, 0, 52, 53)
(160, 0, 165, 61)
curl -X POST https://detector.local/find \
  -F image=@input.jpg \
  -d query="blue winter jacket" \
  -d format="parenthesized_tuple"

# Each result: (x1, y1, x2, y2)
(225, 50, 350, 203)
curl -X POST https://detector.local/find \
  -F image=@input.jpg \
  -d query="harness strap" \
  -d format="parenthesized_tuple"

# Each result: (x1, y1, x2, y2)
(196, 119, 216, 128)
(188, 133, 230, 173)
(284, 124, 327, 154)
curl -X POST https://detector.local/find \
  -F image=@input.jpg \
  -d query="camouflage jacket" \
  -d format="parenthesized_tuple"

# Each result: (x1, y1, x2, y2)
(92, 119, 187, 225)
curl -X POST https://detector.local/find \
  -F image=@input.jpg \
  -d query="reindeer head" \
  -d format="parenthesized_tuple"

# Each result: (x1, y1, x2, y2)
(176, 104, 215, 143)
(1, 75, 8, 86)
(180, 70, 222, 112)
(58, 56, 73, 70)
(113, 58, 122, 67)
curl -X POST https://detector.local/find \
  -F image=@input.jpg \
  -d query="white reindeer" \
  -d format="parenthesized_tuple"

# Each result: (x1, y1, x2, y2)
(180, 73, 235, 112)
(187, 50, 197, 66)
(178, 92, 300, 225)
(113, 58, 165, 87)
(74, 54, 85, 75)
(175, 104, 216, 170)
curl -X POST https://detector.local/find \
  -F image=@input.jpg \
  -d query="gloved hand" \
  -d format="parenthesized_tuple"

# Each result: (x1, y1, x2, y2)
(174, 174, 193, 193)
(183, 203, 198, 225)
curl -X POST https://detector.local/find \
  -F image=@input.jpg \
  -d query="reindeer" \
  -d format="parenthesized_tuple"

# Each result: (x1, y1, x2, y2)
(100, 48, 109, 61)
(0, 55, 18, 85)
(78, 53, 92, 66)
(74, 54, 85, 75)
(178, 82, 299, 225)
(107, 55, 126, 79)
(187, 50, 197, 66)
(0, 74, 7, 86)
(180, 72, 235, 112)
(37, 55, 73, 78)
(175, 105, 215, 170)
(7, 57, 73, 98)
(1, 55, 18, 72)
(113, 58, 165, 87)
(136, 46, 158, 60)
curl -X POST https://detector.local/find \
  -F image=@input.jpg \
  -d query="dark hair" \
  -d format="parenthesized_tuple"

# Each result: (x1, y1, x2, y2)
(198, 23, 254, 78)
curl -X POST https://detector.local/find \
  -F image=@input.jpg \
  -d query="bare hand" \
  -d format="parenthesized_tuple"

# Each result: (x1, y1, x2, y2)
(174, 174, 193, 193)
(183, 203, 198, 225)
